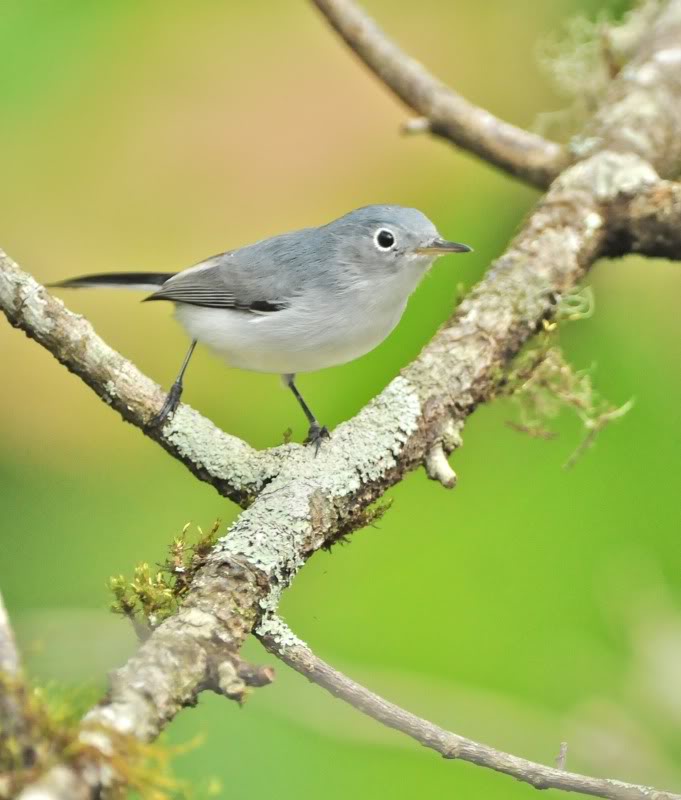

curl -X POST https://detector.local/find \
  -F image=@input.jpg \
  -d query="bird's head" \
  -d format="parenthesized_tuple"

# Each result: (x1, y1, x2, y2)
(323, 205, 472, 278)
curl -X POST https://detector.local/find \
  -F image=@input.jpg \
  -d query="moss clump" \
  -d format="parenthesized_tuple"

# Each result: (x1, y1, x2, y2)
(3, 522, 224, 798)
(109, 521, 221, 637)
(0, 676, 81, 797)
(0, 676, 197, 799)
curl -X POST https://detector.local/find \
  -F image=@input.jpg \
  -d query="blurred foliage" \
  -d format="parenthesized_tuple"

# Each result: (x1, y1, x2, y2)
(1, 1, 681, 799)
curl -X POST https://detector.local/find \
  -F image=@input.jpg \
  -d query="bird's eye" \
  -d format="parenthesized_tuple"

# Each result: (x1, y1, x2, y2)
(374, 228, 396, 250)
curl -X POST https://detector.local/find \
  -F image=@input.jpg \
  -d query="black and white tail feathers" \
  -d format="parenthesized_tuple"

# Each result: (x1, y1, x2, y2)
(50, 272, 175, 292)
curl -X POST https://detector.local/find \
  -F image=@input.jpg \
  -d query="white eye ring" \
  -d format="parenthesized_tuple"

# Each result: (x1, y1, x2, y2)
(374, 228, 396, 251)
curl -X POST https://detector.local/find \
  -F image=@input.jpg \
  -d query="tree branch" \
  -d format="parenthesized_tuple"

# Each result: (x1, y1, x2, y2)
(578, 1, 681, 179)
(259, 619, 681, 800)
(310, 0, 568, 188)
(0, 251, 283, 507)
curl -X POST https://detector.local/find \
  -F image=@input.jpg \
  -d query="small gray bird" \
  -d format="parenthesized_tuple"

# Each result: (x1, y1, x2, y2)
(53, 205, 471, 448)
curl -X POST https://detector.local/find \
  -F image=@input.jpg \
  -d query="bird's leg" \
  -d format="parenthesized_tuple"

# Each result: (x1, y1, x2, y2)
(149, 340, 197, 427)
(283, 374, 330, 453)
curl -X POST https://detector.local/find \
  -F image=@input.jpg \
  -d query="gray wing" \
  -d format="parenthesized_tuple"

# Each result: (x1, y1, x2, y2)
(144, 254, 290, 313)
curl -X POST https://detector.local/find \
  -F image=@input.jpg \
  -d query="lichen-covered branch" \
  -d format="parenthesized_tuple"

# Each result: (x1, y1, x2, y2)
(16, 558, 276, 799)
(578, 1, 681, 178)
(0, 251, 284, 507)
(310, 0, 567, 188)
(259, 619, 681, 800)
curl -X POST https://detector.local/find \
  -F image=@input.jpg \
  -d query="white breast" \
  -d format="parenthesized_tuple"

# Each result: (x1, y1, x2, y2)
(174, 294, 407, 374)
(172, 261, 430, 375)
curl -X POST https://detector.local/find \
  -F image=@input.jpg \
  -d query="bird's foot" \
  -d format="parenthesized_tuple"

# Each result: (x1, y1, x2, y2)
(304, 423, 330, 455)
(148, 382, 183, 428)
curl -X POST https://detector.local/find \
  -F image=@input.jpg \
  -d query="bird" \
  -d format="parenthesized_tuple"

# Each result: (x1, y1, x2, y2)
(52, 205, 472, 449)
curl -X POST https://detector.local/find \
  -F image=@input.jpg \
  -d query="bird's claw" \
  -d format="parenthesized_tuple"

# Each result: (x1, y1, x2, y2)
(148, 382, 183, 428)
(305, 423, 330, 455)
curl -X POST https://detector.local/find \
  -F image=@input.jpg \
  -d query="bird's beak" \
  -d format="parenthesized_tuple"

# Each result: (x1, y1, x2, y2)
(414, 238, 473, 255)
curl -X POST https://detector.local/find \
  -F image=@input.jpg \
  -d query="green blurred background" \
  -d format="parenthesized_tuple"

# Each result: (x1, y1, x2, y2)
(2, 0, 681, 797)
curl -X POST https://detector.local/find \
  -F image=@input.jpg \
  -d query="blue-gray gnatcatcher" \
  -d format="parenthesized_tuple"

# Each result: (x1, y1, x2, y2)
(53, 205, 471, 447)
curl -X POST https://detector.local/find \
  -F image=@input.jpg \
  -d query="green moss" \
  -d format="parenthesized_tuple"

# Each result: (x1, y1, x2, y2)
(109, 521, 221, 635)
(0, 677, 191, 799)
(0, 676, 73, 796)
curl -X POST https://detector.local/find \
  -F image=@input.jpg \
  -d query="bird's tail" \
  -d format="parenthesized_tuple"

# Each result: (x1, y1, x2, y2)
(49, 272, 175, 292)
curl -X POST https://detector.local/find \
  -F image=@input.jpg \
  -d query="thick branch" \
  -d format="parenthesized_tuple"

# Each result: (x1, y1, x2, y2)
(260, 620, 680, 800)
(578, 0, 681, 178)
(311, 0, 567, 188)
(16, 562, 275, 799)
(0, 251, 283, 507)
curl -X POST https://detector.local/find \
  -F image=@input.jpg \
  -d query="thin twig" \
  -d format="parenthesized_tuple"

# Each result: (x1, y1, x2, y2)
(557, 742, 570, 770)
(311, 0, 567, 187)
(260, 620, 680, 800)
